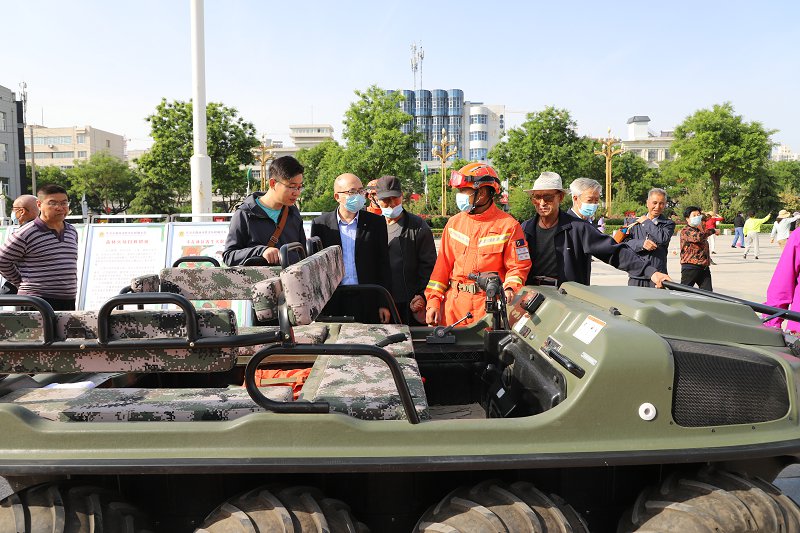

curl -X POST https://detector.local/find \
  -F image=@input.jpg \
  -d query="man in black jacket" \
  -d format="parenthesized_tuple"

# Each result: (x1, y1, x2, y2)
(311, 173, 392, 323)
(521, 173, 670, 287)
(374, 175, 436, 325)
(732, 211, 745, 248)
(624, 188, 675, 287)
(223, 156, 306, 266)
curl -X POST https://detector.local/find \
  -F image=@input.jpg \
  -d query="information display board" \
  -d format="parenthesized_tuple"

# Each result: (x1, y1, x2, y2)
(80, 224, 168, 310)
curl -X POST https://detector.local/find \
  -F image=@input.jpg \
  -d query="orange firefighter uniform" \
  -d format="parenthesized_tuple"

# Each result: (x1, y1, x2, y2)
(424, 203, 531, 326)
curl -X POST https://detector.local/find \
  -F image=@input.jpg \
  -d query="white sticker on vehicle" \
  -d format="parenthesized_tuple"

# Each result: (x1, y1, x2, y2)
(580, 351, 598, 366)
(573, 315, 606, 344)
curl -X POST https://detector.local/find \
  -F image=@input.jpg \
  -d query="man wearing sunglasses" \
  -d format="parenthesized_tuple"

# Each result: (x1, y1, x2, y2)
(424, 163, 531, 327)
(223, 156, 306, 266)
(311, 173, 392, 323)
(521, 173, 670, 288)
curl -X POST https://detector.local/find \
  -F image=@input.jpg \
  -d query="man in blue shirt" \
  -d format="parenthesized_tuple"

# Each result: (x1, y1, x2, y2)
(625, 187, 675, 287)
(311, 173, 392, 323)
(223, 156, 306, 266)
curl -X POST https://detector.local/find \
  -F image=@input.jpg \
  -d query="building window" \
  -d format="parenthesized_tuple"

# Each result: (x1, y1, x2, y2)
(105, 140, 111, 148)
(33, 136, 72, 145)
(78, 151, 87, 158)
(0, 143, 7, 162)
(664, 149, 671, 160)
(470, 114, 488, 125)
(647, 149, 658, 162)
(0, 112, 6, 132)
(52, 151, 75, 158)
(470, 131, 488, 141)
(469, 148, 488, 161)
(77, 134, 86, 144)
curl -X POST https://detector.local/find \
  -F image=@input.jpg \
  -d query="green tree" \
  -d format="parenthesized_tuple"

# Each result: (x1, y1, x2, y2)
(136, 98, 259, 212)
(489, 106, 587, 189)
(339, 86, 421, 192)
(770, 160, 800, 191)
(67, 152, 140, 215)
(295, 140, 346, 212)
(26, 165, 72, 193)
(666, 102, 774, 214)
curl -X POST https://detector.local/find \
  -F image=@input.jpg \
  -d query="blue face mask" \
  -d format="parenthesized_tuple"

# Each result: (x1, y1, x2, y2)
(10, 213, 18, 225)
(579, 203, 598, 217)
(689, 215, 703, 227)
(344, 194, 366, 213)
(455, 193, 473, 213)
(381, 204, 403, 219)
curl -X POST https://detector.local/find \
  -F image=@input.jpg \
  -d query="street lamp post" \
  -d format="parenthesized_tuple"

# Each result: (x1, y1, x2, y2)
(254, 136, 277, 192)
(594, 129, 623, 217)
(431, 128, 457, 216)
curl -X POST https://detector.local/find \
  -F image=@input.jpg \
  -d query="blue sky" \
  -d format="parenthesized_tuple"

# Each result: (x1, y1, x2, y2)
(3, 1, 798, 152)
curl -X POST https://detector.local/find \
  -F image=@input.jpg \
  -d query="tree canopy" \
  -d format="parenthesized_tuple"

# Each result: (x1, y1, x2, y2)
(488, 106, 587, 189)
(68, 151, 140, 214)
(664, 102, 774, 214)
(135, 99, 259, 213)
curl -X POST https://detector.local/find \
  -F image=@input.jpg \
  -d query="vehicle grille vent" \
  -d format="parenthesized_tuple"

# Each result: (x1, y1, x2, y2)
(668, 338, 789, 427)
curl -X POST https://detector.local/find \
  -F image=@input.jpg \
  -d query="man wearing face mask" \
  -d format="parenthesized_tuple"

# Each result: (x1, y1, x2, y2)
(424, 163, 531, 327)
(374, 175, 436, 325)
(311, 173, 392, 323)
(521, 175, 670, 287)
(2, 195, 41, 295)
(679, 206, 714, 290)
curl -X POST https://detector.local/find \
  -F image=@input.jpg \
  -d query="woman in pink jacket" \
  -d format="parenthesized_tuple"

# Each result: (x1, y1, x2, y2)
(765, 228, 800, 333)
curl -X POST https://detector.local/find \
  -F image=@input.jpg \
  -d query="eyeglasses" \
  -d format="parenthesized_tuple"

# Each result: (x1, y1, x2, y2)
(11, 206, 26, 212)
(45, 201, 70, 208)
(277, 180, 304, 192)
(530, 193, 558, 203)
(336, 189, 366, 196)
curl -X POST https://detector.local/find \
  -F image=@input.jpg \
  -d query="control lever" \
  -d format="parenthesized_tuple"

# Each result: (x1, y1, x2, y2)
(468, 271, 509, 330)
(426, 312, 473, 344)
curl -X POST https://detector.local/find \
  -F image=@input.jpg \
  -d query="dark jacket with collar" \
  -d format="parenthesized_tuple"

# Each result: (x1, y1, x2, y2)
(222, 192, 306, 266)
(625, 215, 675, 279)
(389, 210, 437, 303)
(311, 209, 392, 290)
(522, 210, 656, 286)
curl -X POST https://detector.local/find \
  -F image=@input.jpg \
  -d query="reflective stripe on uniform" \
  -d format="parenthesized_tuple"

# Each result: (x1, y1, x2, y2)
(448, 228, 470, 246)
(505, 275, 523, 287)
(477, 232, 511, 247)
(426, 279, 448, 293)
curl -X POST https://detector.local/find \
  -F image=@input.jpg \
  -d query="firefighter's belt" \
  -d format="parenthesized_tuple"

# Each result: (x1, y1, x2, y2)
(450, 281, 478, 294)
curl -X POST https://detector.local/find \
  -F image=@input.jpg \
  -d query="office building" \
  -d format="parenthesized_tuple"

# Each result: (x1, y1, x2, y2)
(772, 144, 798, 162)
(621, 116, 674, 167)
(24, 125, 125, 169)
(398, 89, 505, 168)
(0, 85, 26, 197)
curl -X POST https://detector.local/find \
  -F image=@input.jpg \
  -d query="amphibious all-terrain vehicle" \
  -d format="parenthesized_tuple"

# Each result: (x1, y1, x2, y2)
(1, 243, 800, 532)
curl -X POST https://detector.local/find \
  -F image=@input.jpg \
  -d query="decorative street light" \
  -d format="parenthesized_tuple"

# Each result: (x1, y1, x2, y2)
(594, 129, 623, 217)
(254, 136, 278, 191)
(431, 128, 458, 216)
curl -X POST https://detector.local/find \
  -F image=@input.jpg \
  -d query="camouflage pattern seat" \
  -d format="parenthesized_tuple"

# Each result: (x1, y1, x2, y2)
(131, 265, 282, 300)
(1, 385, 292, 422)
(330, 323, 414, 358)
(0, 308, 239, 374)
(236, 324, 329, 356)
(299, 355, 429, 421)
(280, 246, 344, 326)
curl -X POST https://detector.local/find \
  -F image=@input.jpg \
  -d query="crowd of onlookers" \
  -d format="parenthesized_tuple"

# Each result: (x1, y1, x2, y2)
(3, 156, 800, 336)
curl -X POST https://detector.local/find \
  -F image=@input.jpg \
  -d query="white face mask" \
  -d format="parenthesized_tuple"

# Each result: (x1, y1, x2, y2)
(381, 204, 403, 219)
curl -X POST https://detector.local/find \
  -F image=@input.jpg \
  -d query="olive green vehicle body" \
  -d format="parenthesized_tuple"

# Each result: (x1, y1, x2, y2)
(1, 266, 800, 531)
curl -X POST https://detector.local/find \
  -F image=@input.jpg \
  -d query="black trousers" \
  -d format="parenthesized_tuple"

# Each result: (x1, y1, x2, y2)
(680, 266, 713, 291)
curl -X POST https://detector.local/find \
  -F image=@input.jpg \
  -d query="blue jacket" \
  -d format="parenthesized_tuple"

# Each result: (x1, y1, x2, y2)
(522, 210, 656, 286)
(625, 215, 675, 279)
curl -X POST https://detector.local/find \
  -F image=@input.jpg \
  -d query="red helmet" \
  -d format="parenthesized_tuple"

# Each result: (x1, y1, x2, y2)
(449, 163, 501, 194)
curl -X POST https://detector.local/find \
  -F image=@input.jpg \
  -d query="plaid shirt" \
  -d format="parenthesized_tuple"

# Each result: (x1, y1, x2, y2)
(680, 225, 714, 267)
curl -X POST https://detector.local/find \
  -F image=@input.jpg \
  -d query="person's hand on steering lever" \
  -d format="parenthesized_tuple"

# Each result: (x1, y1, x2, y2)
(261, 246, 280, 265)
(378, 307, 391, 324)
(426, 307, 439, 327)
(504, 288, 514, 303)
(651, 271, 671, 288)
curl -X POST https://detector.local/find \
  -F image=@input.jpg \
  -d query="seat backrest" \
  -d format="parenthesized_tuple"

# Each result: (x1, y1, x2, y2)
(133, 265, 282, 300)
(280, 246, 344, 326)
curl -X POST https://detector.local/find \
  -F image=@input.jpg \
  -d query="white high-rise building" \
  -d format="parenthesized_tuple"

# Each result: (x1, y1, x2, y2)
(772, 144, 798, 162)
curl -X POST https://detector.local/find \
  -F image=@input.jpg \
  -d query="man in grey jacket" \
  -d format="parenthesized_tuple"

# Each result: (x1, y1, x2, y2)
(374, 175, 436, 325)
(223, 156, 306, 266)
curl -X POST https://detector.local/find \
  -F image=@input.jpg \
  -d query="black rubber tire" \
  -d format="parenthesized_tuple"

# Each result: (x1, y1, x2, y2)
(618, 467, 800, 532)
(0, 483, 153, 533)
(414, 479, 590, 532)
(196, 485, 370, 533)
